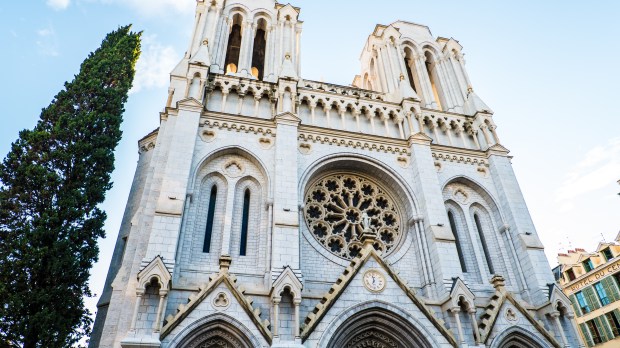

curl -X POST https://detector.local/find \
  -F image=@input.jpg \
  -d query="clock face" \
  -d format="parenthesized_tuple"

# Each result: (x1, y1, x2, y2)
(363, 270, 386, 292)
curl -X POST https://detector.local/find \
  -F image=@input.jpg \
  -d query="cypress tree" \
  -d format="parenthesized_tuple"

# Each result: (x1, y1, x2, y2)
(0, 26, 141, 347)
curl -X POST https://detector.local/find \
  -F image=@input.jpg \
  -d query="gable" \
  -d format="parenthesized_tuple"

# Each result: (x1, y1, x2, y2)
(160, 271, 272, 344)
(301, 244, 458, 347)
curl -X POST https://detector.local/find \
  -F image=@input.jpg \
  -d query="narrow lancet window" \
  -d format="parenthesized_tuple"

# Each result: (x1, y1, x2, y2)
(448, 211, 467, 273)
(251, 19, 267, 80)
(239, 189, 250, 256)
(203, 185, 218, 253)
(225, 14, 243, 74)
(425, 52, 443, 111)
(404, 58, 417, 93)
(474, 213, 494, 274)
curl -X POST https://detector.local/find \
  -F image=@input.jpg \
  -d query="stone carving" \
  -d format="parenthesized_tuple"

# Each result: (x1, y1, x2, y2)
(186, 329, 245, 348)
(346, 331, 399, 348)
(223, 160, 244, 178)
(505, 308, 518, 323)
(304, 174, 401, 259)
(212, 292, 230, 310)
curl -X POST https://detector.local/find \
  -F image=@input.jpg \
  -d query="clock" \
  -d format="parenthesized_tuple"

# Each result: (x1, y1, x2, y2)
(363, 269, 386, 292)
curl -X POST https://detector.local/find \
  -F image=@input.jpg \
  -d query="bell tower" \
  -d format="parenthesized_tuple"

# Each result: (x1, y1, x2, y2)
(182, 0, 302, 82)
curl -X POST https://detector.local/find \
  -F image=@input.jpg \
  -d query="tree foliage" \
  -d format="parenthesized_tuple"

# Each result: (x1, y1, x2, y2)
(0, 25, 141, 347)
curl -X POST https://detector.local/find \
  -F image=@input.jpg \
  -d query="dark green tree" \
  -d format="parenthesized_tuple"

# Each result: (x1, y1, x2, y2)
(0, 26, 141, 347)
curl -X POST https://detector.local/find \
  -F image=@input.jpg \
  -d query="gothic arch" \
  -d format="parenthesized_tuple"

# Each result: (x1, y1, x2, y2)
(168, 313, 264, 348)
(490, 327, 547, 348)
(191, 146, 271, 193)
(318, 302, 436, 348)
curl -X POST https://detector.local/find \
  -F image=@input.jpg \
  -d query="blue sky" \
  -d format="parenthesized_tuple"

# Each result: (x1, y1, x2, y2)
(1, 0, 619, 328)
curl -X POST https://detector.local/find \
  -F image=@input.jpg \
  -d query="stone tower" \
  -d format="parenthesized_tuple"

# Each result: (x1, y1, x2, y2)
(90, 1, 585, 347)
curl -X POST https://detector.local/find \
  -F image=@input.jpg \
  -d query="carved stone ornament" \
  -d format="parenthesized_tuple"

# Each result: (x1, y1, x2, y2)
(505, 308, 519, 324)
(212, 292, 230, 310)
(222, 159, 245, 178)
(303, 173, 402, 259)
(346, 330, 399, 348)
(186, 329, 245, 348)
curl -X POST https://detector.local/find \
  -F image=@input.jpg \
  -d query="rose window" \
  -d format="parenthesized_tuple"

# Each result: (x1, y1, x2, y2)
(303, 174, 402, 259)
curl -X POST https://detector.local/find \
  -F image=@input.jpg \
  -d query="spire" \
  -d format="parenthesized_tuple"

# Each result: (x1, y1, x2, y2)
(190, 39, 211, 67)
(464, 87, 493, 115)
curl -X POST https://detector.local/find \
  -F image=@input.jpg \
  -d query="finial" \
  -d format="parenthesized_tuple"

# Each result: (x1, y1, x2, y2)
(219, 255, 232, 273)
(490, 275, 505, 290)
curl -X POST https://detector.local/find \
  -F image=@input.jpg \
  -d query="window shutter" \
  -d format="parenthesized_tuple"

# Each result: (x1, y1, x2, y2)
(596, 316, 614, 342)
(570, 294, 583, 317)
(603, 277, 620, 302)
(584, 286, 601, 310)
(580, 323, 594, 347)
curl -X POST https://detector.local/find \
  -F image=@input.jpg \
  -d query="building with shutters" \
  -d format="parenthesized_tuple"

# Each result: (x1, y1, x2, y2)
(556, 235, 620, 347)
(90, 1, 586, 347)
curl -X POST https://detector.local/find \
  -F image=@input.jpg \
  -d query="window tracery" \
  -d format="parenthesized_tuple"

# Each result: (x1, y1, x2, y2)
(303, 174, 402, 259)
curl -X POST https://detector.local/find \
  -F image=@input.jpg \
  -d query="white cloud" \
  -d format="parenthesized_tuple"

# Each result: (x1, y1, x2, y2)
(36, 24, 59, 57)
(130, 35, 180, 94)
(555, 137, 620, 210)
(98, 0, 194, 17)
(46, 0, 70, 10)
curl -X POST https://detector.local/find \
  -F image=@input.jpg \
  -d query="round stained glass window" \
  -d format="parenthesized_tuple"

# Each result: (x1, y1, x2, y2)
(303, 173, 402, 259)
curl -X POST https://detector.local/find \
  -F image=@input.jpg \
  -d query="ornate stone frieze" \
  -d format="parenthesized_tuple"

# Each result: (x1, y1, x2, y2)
(298, 131, 410, 156)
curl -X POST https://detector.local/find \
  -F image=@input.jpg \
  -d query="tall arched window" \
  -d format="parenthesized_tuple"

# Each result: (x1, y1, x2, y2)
(225, 14, 243, 74)
(403, 48, 418, 94)
(448, 211, 467, 273)
(203, 185, 218, 253)
(424, 51, 443, 111)
(251, 18, 267, 80)
(239, 189, 250, 256)
(474, 213, 494, 274)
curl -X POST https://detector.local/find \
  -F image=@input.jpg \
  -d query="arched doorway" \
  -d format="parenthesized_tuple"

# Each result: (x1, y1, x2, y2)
(495, 331, 545, 348)
(327, 308, 432, 348)
(176, 320, 255, 348)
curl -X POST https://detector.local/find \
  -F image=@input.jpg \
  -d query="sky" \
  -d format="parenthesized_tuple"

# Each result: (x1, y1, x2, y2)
(1, 0, 619, 332)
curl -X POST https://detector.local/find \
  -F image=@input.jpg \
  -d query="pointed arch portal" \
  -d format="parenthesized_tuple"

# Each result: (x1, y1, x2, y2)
(326, 308, 432, 348)
(178, 320, 255, 348)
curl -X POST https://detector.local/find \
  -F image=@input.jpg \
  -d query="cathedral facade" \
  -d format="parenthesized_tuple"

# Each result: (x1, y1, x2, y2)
(90, 1, 584, 347)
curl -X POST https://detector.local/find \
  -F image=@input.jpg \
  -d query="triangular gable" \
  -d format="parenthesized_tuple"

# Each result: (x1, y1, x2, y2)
(160, 268, 272, 344)
(271, 266, 303, 300)
(300, 244, 458, 347)
(478, 276, 562, 348)
(138, 256, 171, 292)
(446, 277, 475, 310)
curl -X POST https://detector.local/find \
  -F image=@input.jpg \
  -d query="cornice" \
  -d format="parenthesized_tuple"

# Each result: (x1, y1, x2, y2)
(200, 112, 277, 137)
(431, 144, 488, 166)
(298, 125, 410, 155)
(138, 128, 159, 154)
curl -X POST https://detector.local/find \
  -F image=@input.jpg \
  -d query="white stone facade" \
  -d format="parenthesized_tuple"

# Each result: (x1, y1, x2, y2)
(90, 1, 584, 347)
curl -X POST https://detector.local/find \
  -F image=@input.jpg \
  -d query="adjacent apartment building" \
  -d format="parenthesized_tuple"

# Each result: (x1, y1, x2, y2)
(556, 233, 620, 347)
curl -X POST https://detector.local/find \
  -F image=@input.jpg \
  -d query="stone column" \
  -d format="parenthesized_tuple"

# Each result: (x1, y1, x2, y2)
(451, 307, 465, 345)
(294, 298, 302, 338)
(273, 298, 281, 337)
(153, 290, 168, 333)
(566, 313, 586, 347)
(415, 55, 437, 109)
(550, 311, 569, 347)
(470, 308, 481, 345)
(129, 290, 144, 332)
